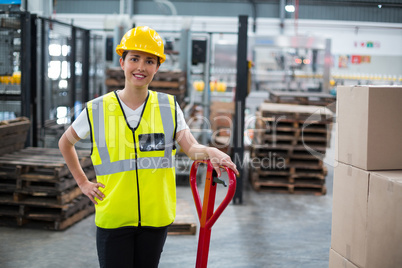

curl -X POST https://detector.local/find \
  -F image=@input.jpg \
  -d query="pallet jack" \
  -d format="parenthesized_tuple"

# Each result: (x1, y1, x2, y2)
(190, 160, 237, 268)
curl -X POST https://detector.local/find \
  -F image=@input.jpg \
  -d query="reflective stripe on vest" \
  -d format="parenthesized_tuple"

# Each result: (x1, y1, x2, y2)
(91, 92, 175, 176)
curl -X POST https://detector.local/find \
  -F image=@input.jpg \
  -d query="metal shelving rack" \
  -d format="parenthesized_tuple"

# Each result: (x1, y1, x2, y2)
(0, 10, 104, 148)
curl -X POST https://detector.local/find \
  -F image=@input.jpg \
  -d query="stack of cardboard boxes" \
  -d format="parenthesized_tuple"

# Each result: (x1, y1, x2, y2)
(330, 86, 402, 268)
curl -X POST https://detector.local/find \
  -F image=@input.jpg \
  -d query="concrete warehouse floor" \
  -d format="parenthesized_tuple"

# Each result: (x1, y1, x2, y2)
(0, 121, 336, 268)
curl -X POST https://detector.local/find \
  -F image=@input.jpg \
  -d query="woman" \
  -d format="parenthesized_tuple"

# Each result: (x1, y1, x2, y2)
(59, 26, 238, 268)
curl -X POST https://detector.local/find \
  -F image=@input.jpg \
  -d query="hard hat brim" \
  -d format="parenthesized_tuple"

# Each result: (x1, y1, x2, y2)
(116, 47, 166, 64)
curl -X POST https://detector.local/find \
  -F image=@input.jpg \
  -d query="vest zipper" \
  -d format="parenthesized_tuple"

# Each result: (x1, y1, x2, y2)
(133, 134, 141, 227)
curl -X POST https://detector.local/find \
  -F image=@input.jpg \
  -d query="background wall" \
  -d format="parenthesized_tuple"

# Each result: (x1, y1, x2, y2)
(53, 0, 402, 23)
(53, 14, 402, 78)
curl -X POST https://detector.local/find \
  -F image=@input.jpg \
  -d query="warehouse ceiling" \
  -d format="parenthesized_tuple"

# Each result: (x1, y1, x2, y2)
(53, 0, 402, 23)
(158, 0, 402, 5)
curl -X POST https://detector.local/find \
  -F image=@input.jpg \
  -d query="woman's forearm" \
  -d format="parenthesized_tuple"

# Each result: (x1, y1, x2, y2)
(176, 129, 239, 176)
(58, 127, 89, 187)
(186, 143, 210, 160)
(59, 126, 105, 204)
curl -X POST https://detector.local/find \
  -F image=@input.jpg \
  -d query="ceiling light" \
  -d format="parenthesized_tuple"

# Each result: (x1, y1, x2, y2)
(285, 4, 295, 12)
(378, 4, 382, 8)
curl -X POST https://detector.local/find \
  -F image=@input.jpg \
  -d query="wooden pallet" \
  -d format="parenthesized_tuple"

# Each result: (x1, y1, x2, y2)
(0, 147, 91, 171)
(0, 117, 30, 156)
(250, 172, 327, 196)
(248, 102, 331, 196)
(1, 184, 81, 205)
(0, 147, 96, 230)
(150, 80, 185, 89)
(250, 144, 326, 165)
(255, 112, 331, 133)
(0, 148, 93, 193)
(0, 200, 95, 231)
(0, 196, 197, 233)
(267, 90, 336, 107)
(254, 110, 332, 147)
(153, 70, 186, 81)
(250, 145, 325, 166)
(259, 103, 334, 123)
(251, 182, 327, 196)
(0, 194, 94, 230)
(149, 70, 186, 102)
(251, 163, 326, 179)
(251, 144, 325, 157)
(249, 154, 327, 196)
(105, 68, 187, 107)
(252, 165, 327, 177)
(0, 193, 91, 216)
(253, 131, 328, 148)
(168, 199, 196, 235)
(254, 123, 330, 140)
(105, 67, 125, 79)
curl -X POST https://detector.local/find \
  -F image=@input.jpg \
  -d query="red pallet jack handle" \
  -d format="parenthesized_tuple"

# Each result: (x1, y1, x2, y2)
(190, 160, 237, 268)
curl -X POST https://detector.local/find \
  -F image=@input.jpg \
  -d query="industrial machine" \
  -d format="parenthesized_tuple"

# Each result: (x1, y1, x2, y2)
(250, 35, 332, 93)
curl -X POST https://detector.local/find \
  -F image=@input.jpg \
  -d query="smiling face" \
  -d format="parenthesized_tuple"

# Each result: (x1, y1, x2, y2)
(119, 50, 160, 90)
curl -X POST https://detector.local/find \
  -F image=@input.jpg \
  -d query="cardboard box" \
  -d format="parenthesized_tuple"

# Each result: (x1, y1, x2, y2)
(329, 248, 358, 268)
(366, 171, 402, 268)
(331, 162, 402, 268)
(331, 162, 369, 267)
(336, 85, 402, 170)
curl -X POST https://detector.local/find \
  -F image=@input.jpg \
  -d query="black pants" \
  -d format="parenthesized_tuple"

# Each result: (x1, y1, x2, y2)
(96, 226, 168, 268)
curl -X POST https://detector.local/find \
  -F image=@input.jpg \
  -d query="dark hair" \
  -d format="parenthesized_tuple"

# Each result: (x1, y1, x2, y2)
(121, 51, 161, 66)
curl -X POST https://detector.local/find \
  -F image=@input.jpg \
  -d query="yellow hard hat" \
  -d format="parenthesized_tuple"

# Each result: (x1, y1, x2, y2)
(116, 26, 166, 64)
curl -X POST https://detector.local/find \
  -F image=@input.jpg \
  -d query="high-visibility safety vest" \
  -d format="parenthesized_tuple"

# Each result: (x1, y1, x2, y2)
(87, 90, 177, 229)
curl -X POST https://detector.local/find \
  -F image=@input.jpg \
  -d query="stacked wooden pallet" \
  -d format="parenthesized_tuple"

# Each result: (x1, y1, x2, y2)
(150, 70, 186, 107)
(104, 67, 124, 91)
(0, 117, 30, 155)
(209, 101, 234, 155)
(168, 199, 196, 235)
(0, 147, 95, 230)
(267, 90, 336, 112)
(105, 68, 187, 107)
(249, 103, 333, 195)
